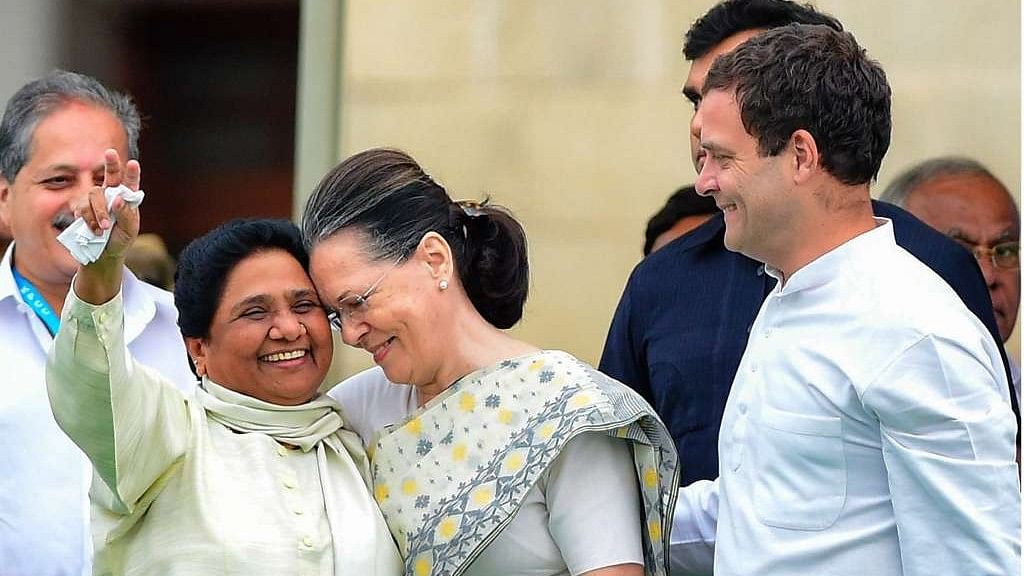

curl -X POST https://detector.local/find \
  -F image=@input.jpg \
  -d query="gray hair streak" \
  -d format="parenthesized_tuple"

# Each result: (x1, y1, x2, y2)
(0, 70, 140, 182)
(880, 156, 998, 207)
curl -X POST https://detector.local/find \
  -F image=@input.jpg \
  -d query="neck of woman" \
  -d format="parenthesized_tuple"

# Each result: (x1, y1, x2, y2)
(416, 306, 538, 407)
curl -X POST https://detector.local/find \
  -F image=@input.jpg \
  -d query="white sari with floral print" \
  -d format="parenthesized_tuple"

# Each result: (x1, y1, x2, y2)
(370, 350, 679, 576)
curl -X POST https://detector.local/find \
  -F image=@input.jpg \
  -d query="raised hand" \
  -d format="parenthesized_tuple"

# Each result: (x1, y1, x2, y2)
(71, 148, 142, 263)
(70, 149, 143, 305)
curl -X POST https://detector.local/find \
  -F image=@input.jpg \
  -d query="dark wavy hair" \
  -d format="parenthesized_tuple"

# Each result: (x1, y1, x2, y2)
(703, 23, 891, 185)
(644, 185, 717, 255)
(174, 218, 308, 338)
(301, 148, 529, 329)
(683, 0, 842, 61)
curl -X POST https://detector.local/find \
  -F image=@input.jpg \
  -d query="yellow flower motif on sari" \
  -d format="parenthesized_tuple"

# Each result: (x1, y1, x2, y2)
(540, 422, 555, 439)
(497, 408, 515, 425)
(471, 486, 494, 507)
(374, 483, 390, 503)
(414, 556, 432, 576)
(406, 417, 422, 435)
(502, 451, 524, 474)
(452, 442, 468, 462)
(437, 516, 459, 540)
(649, 519, 662, 541)
(459, 392, 476, 412)
(528, 359, 545, 371)
(643, 467, 659, 489)
(402, 478, 418, 495)
(570, 392, 591, 408)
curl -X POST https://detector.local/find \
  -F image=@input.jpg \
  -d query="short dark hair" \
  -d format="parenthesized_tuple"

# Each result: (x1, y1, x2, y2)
(703, 24, 891, 186)
(175, 219, 308, 339)
(644, 185, 717, 255)
(302, 148, 529, 329)
(0, 70, 140, 183)
(683, 0, 842, 61)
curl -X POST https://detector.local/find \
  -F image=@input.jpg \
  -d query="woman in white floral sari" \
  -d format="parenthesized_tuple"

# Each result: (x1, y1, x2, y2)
(302, 148, 679, 576)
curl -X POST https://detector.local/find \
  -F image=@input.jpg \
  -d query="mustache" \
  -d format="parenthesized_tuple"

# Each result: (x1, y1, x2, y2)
(51, 211, 75, 231)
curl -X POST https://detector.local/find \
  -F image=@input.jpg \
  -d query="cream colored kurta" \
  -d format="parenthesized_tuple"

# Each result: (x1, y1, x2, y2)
(46, 288, 402, 576)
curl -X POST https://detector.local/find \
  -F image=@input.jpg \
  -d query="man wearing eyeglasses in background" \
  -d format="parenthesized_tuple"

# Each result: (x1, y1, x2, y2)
(882, 157, 1021, 405)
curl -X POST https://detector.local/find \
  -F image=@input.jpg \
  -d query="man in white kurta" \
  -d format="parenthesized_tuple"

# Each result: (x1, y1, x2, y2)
(671, 23, 1020, 576)
(678, 220, 1020, 575)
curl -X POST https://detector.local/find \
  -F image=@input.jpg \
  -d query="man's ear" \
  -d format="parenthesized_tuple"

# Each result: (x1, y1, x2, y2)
(0, 175, 12, 229)
(790, 129, 820, 184)
(416, 231, 454, 282)
(185, 337, 208, 377)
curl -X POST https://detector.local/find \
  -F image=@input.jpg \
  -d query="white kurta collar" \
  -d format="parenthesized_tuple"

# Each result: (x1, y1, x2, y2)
(766, 218, 893, 296)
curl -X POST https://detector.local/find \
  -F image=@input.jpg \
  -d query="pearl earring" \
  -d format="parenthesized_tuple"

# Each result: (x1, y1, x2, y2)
(439, 279, 449, 291)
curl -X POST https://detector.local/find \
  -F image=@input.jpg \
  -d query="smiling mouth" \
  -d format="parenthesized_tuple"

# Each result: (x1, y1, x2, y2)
(367, 337, 395, 363)
(259, 349, 308, 363)
(719, 202, 737, 213)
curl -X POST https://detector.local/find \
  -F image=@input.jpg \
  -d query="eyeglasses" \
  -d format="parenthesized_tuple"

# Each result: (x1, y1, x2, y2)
(326, 259, 403, 330)
(953, 239, 1020, 270)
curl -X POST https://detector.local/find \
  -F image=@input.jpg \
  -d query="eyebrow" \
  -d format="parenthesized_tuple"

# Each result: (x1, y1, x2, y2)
(231, 294, 271, 315)
(43, 163, 103, 174)
(700, 141, 734, 156)
(335, 289, 365, 305)
(289, 288, 319, 301)
(995, 229, 1017, 243)
(949, 229, 1018, 245)
(682, 86, 701, 105)
(230, 289, 318, 314)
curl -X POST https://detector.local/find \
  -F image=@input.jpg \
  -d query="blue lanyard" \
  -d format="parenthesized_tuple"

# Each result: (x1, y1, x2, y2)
(11, 266, 59, 336)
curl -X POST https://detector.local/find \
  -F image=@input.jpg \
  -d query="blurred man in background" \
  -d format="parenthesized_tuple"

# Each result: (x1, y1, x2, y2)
(882, 157, 1021, 404)
(643, 184, 717, 256)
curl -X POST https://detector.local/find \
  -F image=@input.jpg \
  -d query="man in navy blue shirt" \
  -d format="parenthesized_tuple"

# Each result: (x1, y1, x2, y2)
(599, 0, 1017, 485)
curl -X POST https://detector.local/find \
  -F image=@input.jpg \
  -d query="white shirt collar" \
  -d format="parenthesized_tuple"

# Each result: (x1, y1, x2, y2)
(0, 243, 19, 306)
(765, 218, 893, 296)
(0, 241, 165, 345)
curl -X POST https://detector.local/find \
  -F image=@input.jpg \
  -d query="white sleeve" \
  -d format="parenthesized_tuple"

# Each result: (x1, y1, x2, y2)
(669, 479, 718, 575)
(544, 431, 644, 575)
(328, 366, 416, 447)
(862, 334, 1020, 576)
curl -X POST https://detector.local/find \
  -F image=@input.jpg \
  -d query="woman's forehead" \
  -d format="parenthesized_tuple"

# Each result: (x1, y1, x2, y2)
(310, 231, 385, 272)
(221, 250, 314, 298)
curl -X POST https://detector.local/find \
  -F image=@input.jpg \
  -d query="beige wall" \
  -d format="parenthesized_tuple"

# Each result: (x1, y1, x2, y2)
(301, 0, 1020, 377)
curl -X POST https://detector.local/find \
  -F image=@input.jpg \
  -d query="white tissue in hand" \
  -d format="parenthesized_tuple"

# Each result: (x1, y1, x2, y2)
(57, 184, 145, 265)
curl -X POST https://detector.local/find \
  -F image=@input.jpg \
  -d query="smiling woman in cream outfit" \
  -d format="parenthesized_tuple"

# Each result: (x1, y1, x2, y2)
(302, 148, 679, 576)
(45, 150, 401, 575)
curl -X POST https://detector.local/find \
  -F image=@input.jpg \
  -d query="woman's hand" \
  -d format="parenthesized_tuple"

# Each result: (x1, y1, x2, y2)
(70, 149, 142, 305)
(74, 148, 142, 263)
